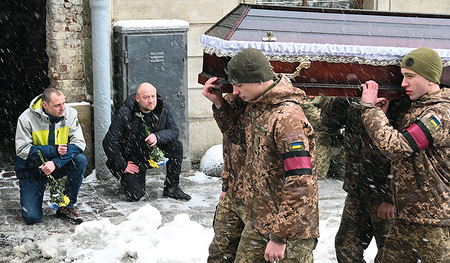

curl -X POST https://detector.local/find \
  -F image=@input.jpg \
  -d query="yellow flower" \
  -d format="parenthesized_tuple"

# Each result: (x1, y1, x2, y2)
(58, 195, 70, 207)
(148, 159, 159, 168)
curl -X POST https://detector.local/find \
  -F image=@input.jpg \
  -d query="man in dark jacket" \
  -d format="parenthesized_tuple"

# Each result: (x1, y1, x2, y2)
(103, 82, 191, 201)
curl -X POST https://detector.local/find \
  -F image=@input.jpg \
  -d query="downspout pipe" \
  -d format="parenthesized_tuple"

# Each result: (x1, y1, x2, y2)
(90, 0, 111, 180)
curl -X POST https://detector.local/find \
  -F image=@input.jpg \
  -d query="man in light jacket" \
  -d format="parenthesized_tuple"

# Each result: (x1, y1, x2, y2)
(15, 87, 87, 224)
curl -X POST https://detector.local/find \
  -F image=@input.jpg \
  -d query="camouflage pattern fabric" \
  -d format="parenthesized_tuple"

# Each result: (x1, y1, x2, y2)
(208, 193, 247, 263)
(208, 95, 248, 262)
(322, 98, 411, 262)
(361, 88, 450, 227)
(301, 96, 338, 179)
(213, 75, 319, 244)
(219, 95, 247, 198)
(335, 193, 393, 263)
(321, 98, 407, 201)
(220, 133, 247, 198)
(381, 221, 450, 262)
(235, 223, 317, 263)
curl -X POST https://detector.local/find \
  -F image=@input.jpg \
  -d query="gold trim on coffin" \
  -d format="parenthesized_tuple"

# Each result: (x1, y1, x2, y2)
(271, 58, 311, 79)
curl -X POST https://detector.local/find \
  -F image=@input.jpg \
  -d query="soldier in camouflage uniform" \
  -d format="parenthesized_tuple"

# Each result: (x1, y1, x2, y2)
(208, 95, 247, 263)
(302, 96, 338, 179)
(361, 47, 450, 262)
(202, 48, 319, 263)
(321, 97, 410, 263)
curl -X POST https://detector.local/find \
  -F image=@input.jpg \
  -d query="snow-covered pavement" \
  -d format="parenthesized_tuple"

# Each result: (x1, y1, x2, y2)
(0, 167, 378, 263)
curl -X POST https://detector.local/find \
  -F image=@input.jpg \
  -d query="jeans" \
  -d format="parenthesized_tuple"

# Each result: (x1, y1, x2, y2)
(19, 153, 87, 224)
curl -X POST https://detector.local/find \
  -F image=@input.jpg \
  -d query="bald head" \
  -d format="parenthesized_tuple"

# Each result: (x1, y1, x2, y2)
(136, 82, 157, 113)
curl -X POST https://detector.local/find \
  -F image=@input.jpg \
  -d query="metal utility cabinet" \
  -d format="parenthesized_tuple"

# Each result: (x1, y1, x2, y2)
(113, 19, 190, 171)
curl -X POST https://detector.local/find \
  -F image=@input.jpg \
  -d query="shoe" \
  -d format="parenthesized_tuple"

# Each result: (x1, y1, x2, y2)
(163, 186, 191, 201)
(56, 207, 83, 224)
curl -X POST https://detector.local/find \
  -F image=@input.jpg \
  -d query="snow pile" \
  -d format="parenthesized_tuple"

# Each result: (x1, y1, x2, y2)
(199, 144, 223, 177)
(33, 204, 213, 263)
(4, 145, 378, 262)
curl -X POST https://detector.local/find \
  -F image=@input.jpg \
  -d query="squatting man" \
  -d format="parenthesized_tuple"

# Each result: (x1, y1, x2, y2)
(103, 82, 191, 201)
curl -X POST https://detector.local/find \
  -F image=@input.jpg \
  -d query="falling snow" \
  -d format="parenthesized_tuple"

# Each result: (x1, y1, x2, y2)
(0, 145, 378, 262)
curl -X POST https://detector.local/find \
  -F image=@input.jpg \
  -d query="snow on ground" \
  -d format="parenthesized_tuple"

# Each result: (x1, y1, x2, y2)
(1, 145, 378, 263)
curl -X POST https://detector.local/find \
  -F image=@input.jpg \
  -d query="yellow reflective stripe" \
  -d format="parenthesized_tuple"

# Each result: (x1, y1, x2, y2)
(55, 127, 70, 145)
(32, 130, 49, 145)
(31, 127, 70, 145)
(32, 97, 43, 110)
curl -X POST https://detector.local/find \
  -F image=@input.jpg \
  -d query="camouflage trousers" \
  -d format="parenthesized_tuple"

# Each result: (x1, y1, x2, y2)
(335, 194, 393, 263)
(235, 223, 318, 263)
(381, 220, 450, 262)
(208, 193, 246, 263)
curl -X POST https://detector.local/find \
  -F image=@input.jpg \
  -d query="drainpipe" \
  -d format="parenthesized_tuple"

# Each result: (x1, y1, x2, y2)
(90, 0, 111, 180)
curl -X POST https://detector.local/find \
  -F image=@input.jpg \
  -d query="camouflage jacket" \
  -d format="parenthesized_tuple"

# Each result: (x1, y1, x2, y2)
(214, 76, 319, 242)
(361, 88, 450, 226)
(221, 134, 247, 199)
(321, 98, 410, 203)
(220, 95, 247, 200)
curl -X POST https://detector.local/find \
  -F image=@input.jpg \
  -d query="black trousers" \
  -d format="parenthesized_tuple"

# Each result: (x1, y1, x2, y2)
(115, 139, 184, 201)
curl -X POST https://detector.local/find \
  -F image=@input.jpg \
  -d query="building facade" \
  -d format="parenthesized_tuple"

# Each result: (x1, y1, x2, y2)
(7, 0, 448, 171)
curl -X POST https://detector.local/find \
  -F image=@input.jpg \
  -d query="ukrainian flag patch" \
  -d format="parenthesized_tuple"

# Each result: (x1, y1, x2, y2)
(289, 141, 305, 151)
(422, 114, 441, 134)
(429, 116, 440, 127)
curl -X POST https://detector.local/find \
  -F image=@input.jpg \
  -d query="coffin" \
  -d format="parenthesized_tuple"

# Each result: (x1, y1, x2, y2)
(198, 4, 450, 98)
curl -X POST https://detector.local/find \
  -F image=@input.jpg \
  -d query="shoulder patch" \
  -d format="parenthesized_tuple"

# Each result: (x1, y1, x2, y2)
(289, 141, 305, 151)
(402, 113, 440, 152)
(420, 114, 441, 134)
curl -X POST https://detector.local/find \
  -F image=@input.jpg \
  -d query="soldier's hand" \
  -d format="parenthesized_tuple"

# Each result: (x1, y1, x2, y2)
(264, 240, 286, 263)
(377, 201, 395, 219)
(202, 77, 224, 109)
(361, 80, 379, 105)
(376, 98, 390, 114)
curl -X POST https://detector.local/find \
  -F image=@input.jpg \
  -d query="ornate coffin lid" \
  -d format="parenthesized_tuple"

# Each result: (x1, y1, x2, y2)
(199, 4, 450, 97)
(201, 4, 450, 67)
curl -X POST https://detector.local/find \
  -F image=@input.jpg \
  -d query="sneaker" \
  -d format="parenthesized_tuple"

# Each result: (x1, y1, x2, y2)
(56, 207, 83, 224)
(163, 186, 191, 201)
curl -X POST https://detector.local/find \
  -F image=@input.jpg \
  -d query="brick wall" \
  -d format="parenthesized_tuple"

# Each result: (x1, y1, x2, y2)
(47, 0, 90, 103)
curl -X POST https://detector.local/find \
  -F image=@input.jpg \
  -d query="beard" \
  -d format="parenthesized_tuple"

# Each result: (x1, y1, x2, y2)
(139, 103, 156, 113)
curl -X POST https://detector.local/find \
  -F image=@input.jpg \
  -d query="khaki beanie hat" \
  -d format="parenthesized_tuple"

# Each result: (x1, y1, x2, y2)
(401, 47, 442, 84)
(227, 48, 273, 84)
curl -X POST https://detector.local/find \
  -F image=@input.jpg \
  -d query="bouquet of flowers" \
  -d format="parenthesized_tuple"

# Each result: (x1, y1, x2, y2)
(136, 113, 168, 168)
(38, 150, 70, 210)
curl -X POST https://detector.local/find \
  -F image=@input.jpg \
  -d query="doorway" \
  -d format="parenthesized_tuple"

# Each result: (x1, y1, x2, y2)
(0, 0, 49, 169)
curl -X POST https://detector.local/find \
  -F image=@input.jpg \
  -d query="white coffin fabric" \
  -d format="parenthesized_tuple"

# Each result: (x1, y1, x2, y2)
(201, 34, 450, 67)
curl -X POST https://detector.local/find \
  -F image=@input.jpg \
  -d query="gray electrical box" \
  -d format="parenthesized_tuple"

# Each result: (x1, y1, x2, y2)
(113, 20, 190, 171)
